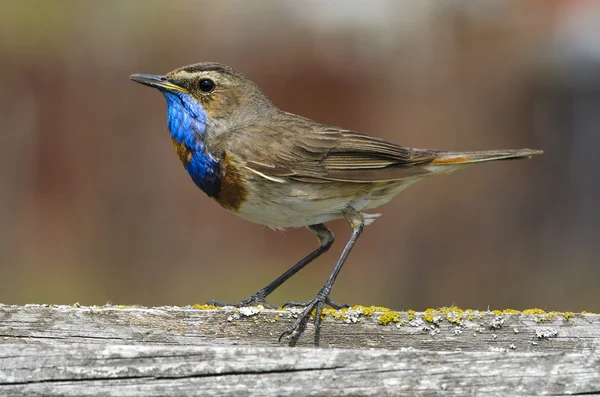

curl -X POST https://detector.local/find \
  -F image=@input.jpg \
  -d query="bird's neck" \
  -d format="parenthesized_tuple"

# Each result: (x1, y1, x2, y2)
(164, 92, 221, 198)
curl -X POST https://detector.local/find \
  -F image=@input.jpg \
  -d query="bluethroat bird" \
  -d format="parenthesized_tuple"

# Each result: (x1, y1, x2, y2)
(130, 63, 542, 345)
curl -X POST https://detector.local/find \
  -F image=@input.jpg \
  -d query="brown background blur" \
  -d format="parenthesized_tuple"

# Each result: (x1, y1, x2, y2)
(1, 0, 598, 312)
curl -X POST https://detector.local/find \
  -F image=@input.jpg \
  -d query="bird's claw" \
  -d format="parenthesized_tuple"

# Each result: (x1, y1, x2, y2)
(279, 292, 345, 346)
(282, 297, 349, 310)
(206, 292, 278, 309)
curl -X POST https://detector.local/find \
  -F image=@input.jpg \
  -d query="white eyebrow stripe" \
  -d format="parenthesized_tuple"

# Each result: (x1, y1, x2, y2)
(243, 166, 287, 183)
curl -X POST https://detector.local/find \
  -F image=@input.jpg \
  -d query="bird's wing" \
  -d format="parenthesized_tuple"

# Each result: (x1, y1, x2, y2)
(224, 120, 436, 183)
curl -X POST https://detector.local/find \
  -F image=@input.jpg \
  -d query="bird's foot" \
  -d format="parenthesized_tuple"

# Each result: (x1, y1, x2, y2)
(206, 291, 277, 309)
(282, 297, 349, 310)
(279, 290, 346, 346)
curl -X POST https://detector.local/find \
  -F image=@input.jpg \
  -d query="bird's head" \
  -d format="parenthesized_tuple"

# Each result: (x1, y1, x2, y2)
(130, 62, 275, 143)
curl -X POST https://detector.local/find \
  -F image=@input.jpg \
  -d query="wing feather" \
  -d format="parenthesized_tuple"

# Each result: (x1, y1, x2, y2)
(223, 117, 435, 183)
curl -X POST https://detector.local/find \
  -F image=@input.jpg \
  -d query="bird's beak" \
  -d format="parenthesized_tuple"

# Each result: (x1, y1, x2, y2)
(129, 74, 188, 94)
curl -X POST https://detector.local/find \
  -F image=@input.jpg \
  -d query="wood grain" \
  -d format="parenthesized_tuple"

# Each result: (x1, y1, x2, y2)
(1, 304, 599, 396)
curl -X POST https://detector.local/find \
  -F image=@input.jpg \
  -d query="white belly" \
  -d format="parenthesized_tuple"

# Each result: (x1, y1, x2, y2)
(235, 177, 416, 228)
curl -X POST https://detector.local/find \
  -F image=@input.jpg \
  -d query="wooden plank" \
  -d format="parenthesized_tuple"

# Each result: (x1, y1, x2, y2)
(1, 304, 598, 352)
(0, 344, 599, 396)
(1, 304, 599, 396)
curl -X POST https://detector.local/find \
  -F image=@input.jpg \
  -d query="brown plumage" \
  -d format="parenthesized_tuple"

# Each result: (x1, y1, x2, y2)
(217, 116, 541, 186)
(130, 62, 543, 346)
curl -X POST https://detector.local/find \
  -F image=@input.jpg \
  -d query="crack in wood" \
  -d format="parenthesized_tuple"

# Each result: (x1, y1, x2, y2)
(0, 366, 343, 386)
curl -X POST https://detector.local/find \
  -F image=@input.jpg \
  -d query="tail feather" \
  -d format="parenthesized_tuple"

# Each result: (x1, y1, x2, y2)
(430, 149, 543, 165)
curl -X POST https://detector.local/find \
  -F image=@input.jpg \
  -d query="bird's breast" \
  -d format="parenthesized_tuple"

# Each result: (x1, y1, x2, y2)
(214, 152, 249, 212)
(171, 138, 220, 199)
(172, 139, 248, 212)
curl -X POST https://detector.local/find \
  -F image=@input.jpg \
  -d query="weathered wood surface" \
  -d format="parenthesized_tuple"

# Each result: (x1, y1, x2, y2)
(1, 344, 599, 396)
(1, 304, 599, 396)
(1, 304, 598, 352)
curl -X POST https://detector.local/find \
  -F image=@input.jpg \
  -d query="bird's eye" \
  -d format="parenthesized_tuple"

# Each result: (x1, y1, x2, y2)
(198, 78, 215, 93)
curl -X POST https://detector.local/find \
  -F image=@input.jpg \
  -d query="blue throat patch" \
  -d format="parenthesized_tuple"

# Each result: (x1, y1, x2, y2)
(162, 91, 221, 198)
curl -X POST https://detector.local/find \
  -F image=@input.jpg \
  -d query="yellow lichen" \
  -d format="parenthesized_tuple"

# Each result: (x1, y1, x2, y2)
(352, 305, 375, 316)
(407, 309, 416, 321)
(522, 308, 546, 315)
(422, 308, 440, 324)
(442, 306, 463, 324)
(367, 306, 391, 314)
(325, 308, 342, 320)
(563, 312, 575, 321)
(534, 313, 554, 323)
(320, 308, 341, 320)
(191, 304, 216, 310)
(378, 311, 400, 325)
(420, 307, 463, 324)
(464, 309, 475, 321)
(502, 309, 521, 314)
(522, 308, 556, 323)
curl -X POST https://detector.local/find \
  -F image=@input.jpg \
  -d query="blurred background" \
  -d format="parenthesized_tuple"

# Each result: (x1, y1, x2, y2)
(1, 0, 598, 312)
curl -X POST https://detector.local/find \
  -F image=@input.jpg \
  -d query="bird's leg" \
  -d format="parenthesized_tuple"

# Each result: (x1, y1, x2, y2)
(279, 208, 365, 346)
(207, 224, 334, 309)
